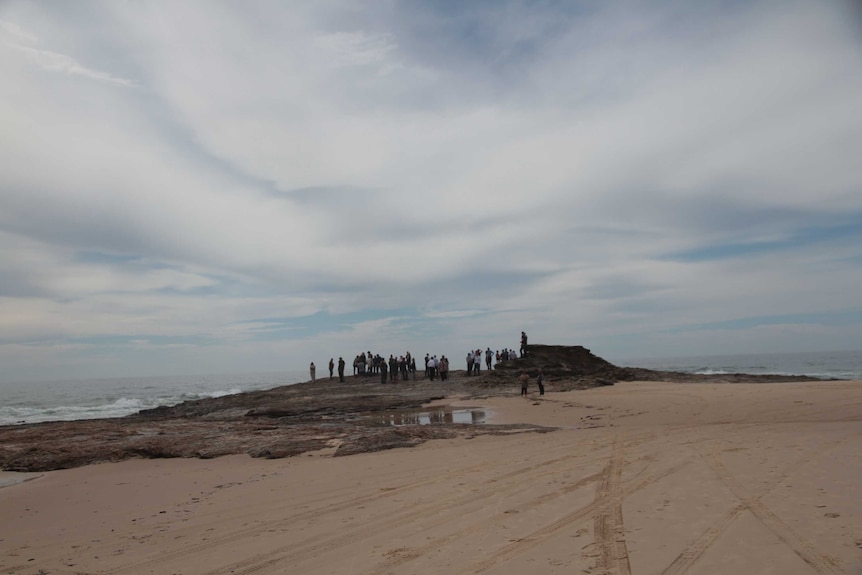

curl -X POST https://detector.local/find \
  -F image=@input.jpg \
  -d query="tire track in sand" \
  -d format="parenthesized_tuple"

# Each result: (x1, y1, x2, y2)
(660, 433, 856, 575)
(174, 443, 610, 575)
(593, 436, 631, 575)
(200, 430, 668, 575)
(95, 451, 560, 575)
(466, 443, 690, 574)
(708, 452, 843, 574)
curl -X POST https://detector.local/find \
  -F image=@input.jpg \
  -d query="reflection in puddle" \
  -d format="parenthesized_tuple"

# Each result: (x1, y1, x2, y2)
(371, 408, 486, 426)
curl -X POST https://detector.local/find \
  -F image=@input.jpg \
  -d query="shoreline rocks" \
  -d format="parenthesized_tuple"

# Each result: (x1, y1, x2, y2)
(0, 345, 827, 472)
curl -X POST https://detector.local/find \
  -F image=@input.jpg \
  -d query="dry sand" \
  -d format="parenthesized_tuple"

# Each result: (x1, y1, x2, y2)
(1, 380, 860, 575)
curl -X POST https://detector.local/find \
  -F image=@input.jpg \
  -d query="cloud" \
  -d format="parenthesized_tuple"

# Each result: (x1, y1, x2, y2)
(0, 0, 861, 380)
(1, 19, 134, 86)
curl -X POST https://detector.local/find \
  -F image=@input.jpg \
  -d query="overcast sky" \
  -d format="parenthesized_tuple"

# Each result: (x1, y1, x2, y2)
(2, 0, 861, 382)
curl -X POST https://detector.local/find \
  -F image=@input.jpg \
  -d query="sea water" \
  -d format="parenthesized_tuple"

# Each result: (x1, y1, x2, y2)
(0, 370, 306, 426)
(1, 350, 859, 426)
(610, 349, 862, 381)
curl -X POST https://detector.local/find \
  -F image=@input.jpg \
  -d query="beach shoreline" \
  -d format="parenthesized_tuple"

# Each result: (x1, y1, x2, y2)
(2, 379, 860, 574)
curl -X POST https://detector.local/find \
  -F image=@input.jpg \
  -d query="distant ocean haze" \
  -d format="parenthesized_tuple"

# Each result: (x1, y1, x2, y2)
(611, 349, 862, 381)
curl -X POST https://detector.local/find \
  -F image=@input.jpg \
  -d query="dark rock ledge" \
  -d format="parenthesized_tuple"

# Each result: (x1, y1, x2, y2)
(0, 346, 823, 472)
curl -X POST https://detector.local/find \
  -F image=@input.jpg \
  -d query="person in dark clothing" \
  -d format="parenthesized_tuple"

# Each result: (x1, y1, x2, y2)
(400, 357, 408, 381)
(338, 357, 346, 382)
(328, 358, 334, 380)
(520, 331, 528, 357)
(536, 368, 545, 396)
(389, 355, 398, 382)
(380, 360, 388, 384)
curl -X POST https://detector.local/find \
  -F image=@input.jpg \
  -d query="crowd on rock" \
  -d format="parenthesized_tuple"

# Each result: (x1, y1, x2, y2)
(309, 332, 530, 385)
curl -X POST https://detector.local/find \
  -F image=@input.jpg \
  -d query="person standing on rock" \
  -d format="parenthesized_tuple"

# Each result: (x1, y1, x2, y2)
(519, 371, 529, 397)
(338, 357, 345, 382)
(380, 358, 388, 384)
(328, 358, 334, 380)
(520, 331, 528, 357)
(536, 368, 545, 396)
(436, 355, 445, 381)
(486, 348, 493, 371)
(310, 362, 316, 383)
(466, 351, 474, 376)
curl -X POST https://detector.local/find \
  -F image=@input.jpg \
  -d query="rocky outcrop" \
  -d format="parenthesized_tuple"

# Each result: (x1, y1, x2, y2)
(0, 345, 824, 471)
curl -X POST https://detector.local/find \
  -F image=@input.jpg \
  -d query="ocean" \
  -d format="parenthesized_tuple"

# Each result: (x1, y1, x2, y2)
(0, 370, 307, 426)
(1, 350, 860, 426)
(611, 349, 862, 381)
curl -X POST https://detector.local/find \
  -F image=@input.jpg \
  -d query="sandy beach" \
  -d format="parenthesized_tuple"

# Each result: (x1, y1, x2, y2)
(1, 379, 861, 575)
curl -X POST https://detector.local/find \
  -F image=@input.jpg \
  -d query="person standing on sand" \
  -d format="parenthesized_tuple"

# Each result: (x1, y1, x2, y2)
(310, 362, 316, 383)
(338, 357, 345, 382)
(519, 371, 529, 397)
(328, 358, 334, 380)
(536, 368, 545, 396)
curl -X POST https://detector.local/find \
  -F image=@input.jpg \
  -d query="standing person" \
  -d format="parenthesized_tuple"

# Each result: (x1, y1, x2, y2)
(399, 357, 408, 381)
(424, 354, 430, 378)
(536, 368, 545, 396)
(328, 358, 334, 380)
(439, 356, 449, 381)
(309, 362, 316, 383)
(338, 357, 346, 382)
(520, 331, 528, 357)
(473, 349, 482, 376)
(466, 351, 474, 376)
(519, 371, 529, 397)
(486, 348, 493, 371)
(380, 358, 388, 384)
(409, 356, 416, 380)
(429, 355, 437, 381)
(389, 355, 398, 382)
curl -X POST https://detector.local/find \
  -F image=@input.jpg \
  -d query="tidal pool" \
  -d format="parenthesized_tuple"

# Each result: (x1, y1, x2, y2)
(365, 407, 487, 426)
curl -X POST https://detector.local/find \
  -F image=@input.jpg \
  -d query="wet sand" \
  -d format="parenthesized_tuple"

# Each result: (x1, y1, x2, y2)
(1, 380, 861, 574)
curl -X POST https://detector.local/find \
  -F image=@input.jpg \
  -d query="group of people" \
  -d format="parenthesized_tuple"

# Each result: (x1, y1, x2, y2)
(309, 331, 532, 387)
(519, 368, 545, 397)
(349, 352, 417, 379)
(465, 348, 492, 376)
(309, 357, 348, 383)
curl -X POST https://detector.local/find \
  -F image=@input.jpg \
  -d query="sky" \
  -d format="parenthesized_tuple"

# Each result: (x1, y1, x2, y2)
(2, 0, 861, 382)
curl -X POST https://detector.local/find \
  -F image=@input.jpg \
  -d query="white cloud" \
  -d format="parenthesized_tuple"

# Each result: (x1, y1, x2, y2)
(1, 0, 861, 380)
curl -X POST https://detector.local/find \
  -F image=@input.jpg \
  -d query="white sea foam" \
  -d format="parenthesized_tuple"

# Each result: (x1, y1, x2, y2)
(0, 371, 305, 425)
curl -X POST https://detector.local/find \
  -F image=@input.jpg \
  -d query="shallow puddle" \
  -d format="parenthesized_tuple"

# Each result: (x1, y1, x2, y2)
(366, 407, 487, 426)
